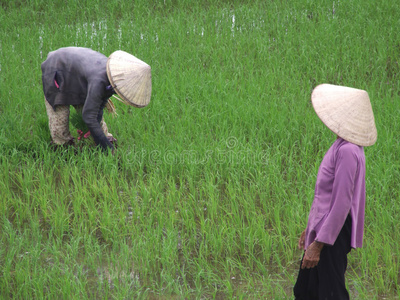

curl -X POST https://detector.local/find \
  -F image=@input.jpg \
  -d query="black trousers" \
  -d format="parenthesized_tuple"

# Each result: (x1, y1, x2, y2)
(293, 215, 352, 300)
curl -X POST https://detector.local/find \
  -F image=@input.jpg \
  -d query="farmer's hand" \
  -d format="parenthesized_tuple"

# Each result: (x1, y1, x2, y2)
(108, 137, 117, 155)
(301, 241, 324, 269)
(107, 136, 117, 146)
(298, 230, 306, 250)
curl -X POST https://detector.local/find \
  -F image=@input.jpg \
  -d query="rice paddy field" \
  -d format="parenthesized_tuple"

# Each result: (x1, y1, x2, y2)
(0, 0, 399, 299)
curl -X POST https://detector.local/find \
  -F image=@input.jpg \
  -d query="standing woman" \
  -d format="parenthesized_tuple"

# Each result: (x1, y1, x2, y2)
(41, 47, 152, 152)
(294, 84, 377, 299)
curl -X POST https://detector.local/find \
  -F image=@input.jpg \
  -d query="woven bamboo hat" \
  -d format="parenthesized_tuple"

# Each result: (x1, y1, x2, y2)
(106, 50, 152, 108)
(311, 84, 377, 146)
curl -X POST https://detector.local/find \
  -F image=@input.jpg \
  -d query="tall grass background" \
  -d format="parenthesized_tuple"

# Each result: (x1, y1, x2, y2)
(0, 0, 399, 298)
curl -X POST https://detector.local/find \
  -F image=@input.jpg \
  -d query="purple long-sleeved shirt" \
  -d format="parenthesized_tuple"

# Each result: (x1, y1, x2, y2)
(304, 137, 366, 249)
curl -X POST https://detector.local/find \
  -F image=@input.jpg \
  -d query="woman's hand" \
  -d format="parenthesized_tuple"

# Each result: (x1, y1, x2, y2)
(301, 241, 324, 269)
(298, 230, 306, 250)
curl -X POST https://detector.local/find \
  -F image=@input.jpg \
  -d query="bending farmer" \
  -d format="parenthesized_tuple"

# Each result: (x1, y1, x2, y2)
(41, 47, 151, 152)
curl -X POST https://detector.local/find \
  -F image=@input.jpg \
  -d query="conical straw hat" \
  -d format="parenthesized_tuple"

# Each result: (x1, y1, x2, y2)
(311, 84, 377, 146)
(107, 50, 152, 108)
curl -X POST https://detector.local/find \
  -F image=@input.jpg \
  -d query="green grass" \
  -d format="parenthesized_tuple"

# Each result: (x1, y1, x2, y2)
(1, 0, 400, 298)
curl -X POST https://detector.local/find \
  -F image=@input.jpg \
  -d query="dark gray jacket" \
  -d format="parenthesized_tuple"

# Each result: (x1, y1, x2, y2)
(41, 47, 115, 150)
